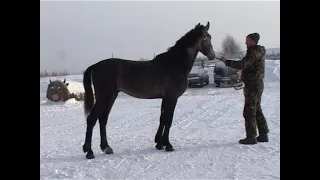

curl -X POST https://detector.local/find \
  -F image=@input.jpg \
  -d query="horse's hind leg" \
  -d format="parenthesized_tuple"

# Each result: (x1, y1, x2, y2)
(99, 92, 118, 155)
(83, 98, 109, 159)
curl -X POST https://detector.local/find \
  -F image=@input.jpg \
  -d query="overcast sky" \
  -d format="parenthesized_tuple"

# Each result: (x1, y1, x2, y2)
(40, 0, 280, 73)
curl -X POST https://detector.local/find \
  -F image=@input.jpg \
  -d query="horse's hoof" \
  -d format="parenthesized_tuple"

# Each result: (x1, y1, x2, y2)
(104, 147, 114, 154)
(86, 153, 95, 159)
(155, 144, 164, 150)
(165, 146, 175, 151)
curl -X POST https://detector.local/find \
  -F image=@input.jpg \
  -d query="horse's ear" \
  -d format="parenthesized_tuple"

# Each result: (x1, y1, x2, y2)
(205, 21, 210, 31)
(63, 78, 66, 83)
(65, 83, 69, 86)
(49, 80, 52, 83)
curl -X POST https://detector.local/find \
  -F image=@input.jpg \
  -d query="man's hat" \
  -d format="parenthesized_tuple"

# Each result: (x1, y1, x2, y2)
(247, 33, 260, 44)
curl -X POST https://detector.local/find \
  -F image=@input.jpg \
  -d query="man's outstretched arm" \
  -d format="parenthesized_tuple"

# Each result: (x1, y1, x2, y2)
(223, 51, 261, 70)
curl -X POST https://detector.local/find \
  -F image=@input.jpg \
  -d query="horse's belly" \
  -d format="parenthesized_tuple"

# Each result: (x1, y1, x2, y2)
(118, 78, 165, 99)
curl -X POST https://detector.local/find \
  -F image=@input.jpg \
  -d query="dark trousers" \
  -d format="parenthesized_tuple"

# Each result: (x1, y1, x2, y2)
(243, 80, 269, 138)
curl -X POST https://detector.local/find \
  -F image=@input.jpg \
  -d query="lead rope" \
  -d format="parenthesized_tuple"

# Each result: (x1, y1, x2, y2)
(233, 82, 244, 90)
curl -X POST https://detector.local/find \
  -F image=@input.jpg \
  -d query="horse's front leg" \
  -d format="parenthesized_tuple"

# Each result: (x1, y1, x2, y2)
(155, 100, 165, 150)
(161, 97, 178, 151)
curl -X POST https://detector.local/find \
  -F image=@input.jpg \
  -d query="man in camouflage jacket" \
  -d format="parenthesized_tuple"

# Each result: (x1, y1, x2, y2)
(222, 33, 269, 145)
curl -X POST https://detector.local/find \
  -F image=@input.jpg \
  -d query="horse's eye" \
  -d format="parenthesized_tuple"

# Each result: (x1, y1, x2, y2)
(50, 87, 54, 91)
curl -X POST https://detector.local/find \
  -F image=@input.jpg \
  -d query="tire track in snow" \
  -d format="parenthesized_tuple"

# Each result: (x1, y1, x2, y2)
(121, 153, 170, 180)
(173, 92, 238, 141)
(121, 94, 239, 179)
(174, 95, 225, 129)
(41, 121, 84, 141)
(109, 109, 159, 130)
(109, 96, 224, 179)
(154, 92, 249, 178)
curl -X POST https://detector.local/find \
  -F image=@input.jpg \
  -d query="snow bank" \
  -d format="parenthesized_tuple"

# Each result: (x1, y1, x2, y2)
(264, 59, 280, 82)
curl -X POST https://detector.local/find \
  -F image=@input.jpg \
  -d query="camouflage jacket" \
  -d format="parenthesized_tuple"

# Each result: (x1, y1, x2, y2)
(225, 45, 266, 82)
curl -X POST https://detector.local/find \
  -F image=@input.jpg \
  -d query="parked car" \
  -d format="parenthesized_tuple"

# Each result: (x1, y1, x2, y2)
(188, 65, 209, 87)
(213, 61, 241, 87)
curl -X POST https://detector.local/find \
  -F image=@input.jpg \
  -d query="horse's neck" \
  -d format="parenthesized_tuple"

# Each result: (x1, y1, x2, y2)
(153, 43, 199, 74)
(185, 47, 199, 73)
(167, 46, 199, 75)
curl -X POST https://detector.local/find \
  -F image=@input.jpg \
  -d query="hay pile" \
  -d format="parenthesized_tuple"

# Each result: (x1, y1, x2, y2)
(46, 78, 85, 102)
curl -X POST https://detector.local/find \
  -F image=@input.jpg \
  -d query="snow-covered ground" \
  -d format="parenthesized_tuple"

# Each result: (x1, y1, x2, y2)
(40, 60, 280, 179)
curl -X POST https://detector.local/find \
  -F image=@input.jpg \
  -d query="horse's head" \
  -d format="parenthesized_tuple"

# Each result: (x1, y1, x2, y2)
(46, 78, 70, 102)
(196, 22, 216, 60)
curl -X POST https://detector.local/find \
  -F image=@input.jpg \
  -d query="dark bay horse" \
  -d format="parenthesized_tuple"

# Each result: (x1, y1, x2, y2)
(82, 22, 216, 159)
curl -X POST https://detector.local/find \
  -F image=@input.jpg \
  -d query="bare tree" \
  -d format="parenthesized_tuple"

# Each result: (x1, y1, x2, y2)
(220, 34, 243, 59)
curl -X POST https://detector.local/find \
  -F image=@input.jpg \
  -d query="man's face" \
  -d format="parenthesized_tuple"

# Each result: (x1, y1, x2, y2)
(245, 36, 255, 49)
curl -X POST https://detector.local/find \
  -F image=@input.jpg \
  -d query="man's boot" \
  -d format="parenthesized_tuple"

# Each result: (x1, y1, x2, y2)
(239, 137, 257, 145)
(241, 118, 257, 145)
(257, 134, 269, 142)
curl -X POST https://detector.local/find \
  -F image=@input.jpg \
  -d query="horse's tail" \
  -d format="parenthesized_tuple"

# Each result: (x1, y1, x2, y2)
(83, 64, 95, 117)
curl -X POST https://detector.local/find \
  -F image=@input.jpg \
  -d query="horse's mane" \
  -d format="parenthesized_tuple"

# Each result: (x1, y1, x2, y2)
(151, 24, 206, 65)
(167, 24, 205, 53)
